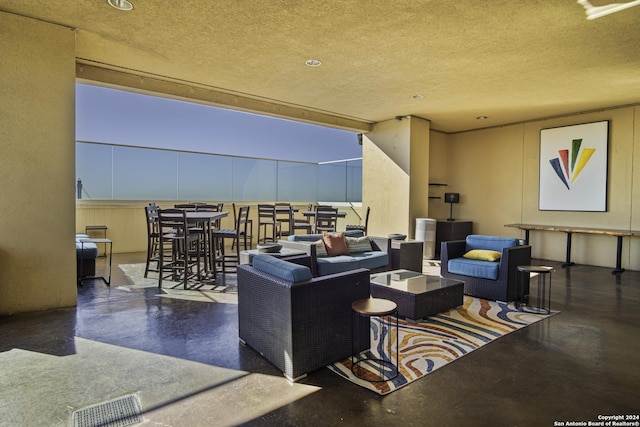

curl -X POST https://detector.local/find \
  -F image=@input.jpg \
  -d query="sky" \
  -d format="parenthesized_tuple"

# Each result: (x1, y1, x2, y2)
(76, 84, 362, 163)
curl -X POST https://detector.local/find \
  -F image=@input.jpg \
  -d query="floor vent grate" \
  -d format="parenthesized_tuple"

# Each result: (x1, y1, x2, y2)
(71, 394, 143, 427)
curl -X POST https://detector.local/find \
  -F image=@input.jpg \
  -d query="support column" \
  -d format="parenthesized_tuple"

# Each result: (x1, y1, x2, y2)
(362, 116, 430, 238)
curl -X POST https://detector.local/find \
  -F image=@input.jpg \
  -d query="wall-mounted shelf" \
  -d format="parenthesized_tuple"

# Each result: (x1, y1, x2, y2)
(428, 196, 441, 199)
(429, 183, 448, 186)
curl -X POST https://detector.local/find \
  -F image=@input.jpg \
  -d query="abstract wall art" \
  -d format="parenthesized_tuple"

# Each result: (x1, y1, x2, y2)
(539, 121, 609, 211)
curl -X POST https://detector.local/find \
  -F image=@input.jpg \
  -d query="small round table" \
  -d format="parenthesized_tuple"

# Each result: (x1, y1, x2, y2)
(516, 265, 554, 314)
(351, 297, 399, 382)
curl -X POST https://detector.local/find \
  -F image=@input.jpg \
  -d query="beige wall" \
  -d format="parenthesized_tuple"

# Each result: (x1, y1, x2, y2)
(0, 13, 77, 314)
(363, 116, 430, 238)
(438, 106, 640, 271)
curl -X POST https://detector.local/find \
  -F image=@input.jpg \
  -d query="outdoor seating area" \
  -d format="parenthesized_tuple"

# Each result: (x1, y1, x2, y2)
(140, 202, 368, 289)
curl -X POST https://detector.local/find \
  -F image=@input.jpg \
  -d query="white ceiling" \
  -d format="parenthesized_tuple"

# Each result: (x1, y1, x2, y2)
(2, 0, 639, 133)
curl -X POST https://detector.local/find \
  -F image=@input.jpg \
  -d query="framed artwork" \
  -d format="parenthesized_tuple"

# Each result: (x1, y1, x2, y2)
(539, 120, 609, 211)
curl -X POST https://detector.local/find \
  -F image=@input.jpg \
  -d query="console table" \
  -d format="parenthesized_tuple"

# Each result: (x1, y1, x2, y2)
(505, 223, 640, 274)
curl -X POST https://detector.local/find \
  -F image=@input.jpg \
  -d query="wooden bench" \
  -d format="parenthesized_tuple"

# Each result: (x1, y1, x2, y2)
(505, 223, 640, 274)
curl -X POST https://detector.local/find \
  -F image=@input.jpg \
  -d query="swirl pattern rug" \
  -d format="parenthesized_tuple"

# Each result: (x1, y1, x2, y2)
(328, 296, 556, 395)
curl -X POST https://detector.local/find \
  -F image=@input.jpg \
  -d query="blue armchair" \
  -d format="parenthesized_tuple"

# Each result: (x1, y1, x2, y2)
(440, 235, 531, 302)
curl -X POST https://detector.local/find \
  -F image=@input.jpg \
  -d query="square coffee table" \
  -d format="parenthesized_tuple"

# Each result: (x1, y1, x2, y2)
(370, 269, 464, 322)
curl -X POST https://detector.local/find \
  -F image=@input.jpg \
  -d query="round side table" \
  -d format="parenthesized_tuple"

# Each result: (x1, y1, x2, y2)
(516, 265, 554, 314)
(351, 297, 399, 382)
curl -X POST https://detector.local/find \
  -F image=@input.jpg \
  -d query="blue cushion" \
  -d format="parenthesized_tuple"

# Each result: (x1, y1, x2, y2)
(252, 255, 312, 283)
(465, 235, 518, 253)
(353, 251, 388, 270)
(316, 255, 358, 276)
(288, 233, 323, 242)
(448, 258, 500, 280)
(316, 251, 388, 276)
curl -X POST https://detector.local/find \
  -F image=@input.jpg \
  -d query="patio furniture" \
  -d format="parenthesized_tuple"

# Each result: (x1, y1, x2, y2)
(213, 205, 250, 274)
(257, 204, 279, 244)
(279, 230, 391, 277)
(275, 202, 293, 238)
(291, 203, 314, 234)
(237, 255, 371, 381)
(346, 206, 370, 235)
(351, 297, 398, 381)
(440, 235, 531, 301)
(144, 203, 161, 278)
(157, 208, 203, 289)
(314, 206, 338, 233)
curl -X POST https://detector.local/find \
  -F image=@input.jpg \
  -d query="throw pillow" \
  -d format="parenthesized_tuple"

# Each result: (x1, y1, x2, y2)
(313, 239, 328, 258)
(463, 249, 502, 262)
(346, 236, 372, 253)
(322, 232, 349, 256)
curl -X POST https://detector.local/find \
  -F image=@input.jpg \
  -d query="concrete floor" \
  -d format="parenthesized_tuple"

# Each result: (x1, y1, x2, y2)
(0, 252, 639, 427)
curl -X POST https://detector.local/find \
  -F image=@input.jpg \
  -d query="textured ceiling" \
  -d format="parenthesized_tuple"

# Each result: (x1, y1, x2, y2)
(2, 0, 639, 133)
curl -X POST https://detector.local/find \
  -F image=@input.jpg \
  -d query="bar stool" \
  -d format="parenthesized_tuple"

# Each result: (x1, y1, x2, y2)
(516, 265, 554, 314)
(351, 297, 399, 382)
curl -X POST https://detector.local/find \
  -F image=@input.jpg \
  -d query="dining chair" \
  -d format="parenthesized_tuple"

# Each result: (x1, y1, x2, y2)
(231, 202, 252, 250)
(315, 206, 339, 233)
(291, 203, 313, 234)
(212, 205, 250, 274)
(257, 204, 279, 244)
(144, 203, 161, 278)
(275, 202, 293, 238)
(346, 206, 370, 235)
(157, 208, 202, 289)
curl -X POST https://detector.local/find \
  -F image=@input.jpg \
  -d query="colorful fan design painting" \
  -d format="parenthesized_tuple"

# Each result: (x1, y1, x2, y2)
(548, 138, 596, 190)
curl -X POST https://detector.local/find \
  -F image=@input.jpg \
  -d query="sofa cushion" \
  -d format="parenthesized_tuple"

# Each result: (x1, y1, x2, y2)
(316, 251, 388, 276)
(313, 239, 328, 257)
(346, 236, 372, 253)
(465, 235, 518, 252)
(252, 255, 312, 283)
(448, 258, 500, 280)
(463, 249, 502, 262)
(353, 251, 388, 271)
(323, 232, 349, 256)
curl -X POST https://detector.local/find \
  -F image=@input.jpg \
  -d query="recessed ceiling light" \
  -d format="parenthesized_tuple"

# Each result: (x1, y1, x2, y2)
(108, 0, 133, 11)
(305, 59, 322, 67)
(412, 94, 424, 100)
(476, 116, 488, 120)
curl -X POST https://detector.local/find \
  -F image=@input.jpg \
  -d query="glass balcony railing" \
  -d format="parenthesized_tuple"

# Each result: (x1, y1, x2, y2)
(76, 141, 362, 202)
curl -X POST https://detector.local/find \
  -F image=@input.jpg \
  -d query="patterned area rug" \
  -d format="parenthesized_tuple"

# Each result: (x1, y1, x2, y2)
(118, 263, 237, 304)
(328, 295, 556, 395)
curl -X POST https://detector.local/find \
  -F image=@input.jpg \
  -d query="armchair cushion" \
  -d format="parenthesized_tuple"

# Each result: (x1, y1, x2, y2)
(252, 255, 312, 283)
(465, 235, 518, 252)
(449, 258, 500, 280)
